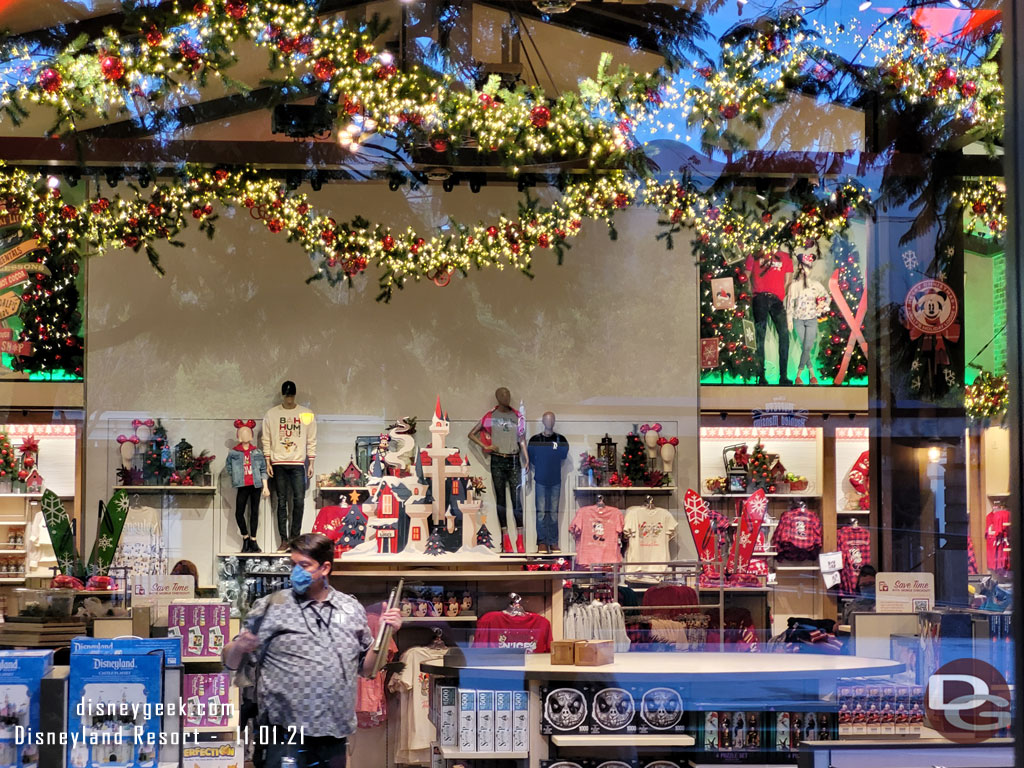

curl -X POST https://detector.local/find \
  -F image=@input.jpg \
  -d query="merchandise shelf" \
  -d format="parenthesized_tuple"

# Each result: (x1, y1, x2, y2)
(402, 615, 478, 623)
(118, 485, 217, 493)
(0, 493, 42, 499)
(704, 493, 821, 499)
(438, 746, 528, 760)
(551, 734, 696, 747)
(575, 487, 677, 493)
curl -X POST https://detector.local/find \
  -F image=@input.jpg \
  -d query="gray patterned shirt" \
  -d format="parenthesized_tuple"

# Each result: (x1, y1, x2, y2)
(243, 587, 372, 738)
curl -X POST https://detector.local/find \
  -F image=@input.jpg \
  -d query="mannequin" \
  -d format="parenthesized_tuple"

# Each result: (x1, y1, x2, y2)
(745, 249, 794, 386)
(468, 387, 530, 554)
(527, 412, 569, 554)
(262, 381, 318, 549)
(786, 252, 830, 385)
(225, 419, 270, 552)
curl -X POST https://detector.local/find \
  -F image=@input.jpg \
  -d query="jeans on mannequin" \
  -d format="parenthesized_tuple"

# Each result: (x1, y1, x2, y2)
(260, 733, 346, 768)
(535, 483, 560, 546)
(794, 317, 818, 369)
(273, 464, 306, 541)
(490, 454, 523, 528)
(235, 485, 261, 537)
(753, 292, 790, 382)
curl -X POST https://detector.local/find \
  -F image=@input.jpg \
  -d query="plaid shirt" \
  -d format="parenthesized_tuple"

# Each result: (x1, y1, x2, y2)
(243, 587, 372, 738)
(771, 506, 822, 561)
(836, 525, 871, 595)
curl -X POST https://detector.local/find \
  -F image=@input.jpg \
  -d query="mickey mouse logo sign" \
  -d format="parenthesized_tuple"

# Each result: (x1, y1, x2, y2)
(905, 279, 957, 336)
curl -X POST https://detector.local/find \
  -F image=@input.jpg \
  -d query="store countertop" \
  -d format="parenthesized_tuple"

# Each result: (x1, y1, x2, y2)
(422, 651, 903, 682)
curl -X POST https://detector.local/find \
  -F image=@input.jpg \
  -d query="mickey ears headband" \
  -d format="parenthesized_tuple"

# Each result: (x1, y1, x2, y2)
(117, 435, 140, 444)
(234, 419, 257, 429)
(639, 423, 663, 434)
(132, 418, 155, 429)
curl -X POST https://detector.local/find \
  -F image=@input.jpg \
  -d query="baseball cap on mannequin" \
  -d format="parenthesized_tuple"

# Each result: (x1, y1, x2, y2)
(282, 381, 297, 396)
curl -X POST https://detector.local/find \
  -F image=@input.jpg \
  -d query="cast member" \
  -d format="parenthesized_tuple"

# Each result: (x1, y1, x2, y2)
(786, 253, 830, 385)
(262, 381, 317, 549)
(468, 387, 529, 553)
(527, 412, 569, 553)
(745, 249, 794, 386)
(225, 419, 271, 552)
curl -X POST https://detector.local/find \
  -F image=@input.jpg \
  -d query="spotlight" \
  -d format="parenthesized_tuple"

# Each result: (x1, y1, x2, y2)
(822, 413, 830, 421)
(848, 413, 856, 421)
(46, 175, 60, 189)
(532, 0, 575, 12)
(719, 411, 727, 421)
(425, 167, 452, 182)
(388, 175, 403, 192)
(286, 171, 302, 190)
(469, 175, 483, 194)
(517, 175, 535, 193)
(137, 170, 151, 188)
(105, 169, 122, 188)
(64, 169, 81, 187)
(442, 176, 455, 192)
(310, 172, 324, 191)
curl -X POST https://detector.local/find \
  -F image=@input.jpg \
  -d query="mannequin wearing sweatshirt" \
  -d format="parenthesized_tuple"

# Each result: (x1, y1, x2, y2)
(225, 419, 270, 552)
(261, 381, 317, 548)
(786, 255, 830, 385)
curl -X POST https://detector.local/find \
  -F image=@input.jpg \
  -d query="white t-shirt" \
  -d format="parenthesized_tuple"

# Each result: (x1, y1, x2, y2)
(390, 646, 447, 765)
(623, 506, 678, 573)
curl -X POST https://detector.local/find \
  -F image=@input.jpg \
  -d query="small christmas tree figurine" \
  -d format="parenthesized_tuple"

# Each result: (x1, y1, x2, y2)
(621, 431, 648, 486)
(142, 420, 172, 485)
(748, 440, 771, 491)
(0, 432, 15, 485)
(476, 523, 494, 549)
(424, 527, 447, 556)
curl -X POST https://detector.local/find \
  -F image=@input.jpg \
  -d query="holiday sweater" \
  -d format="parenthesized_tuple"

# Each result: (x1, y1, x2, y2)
(261, 404, 317, 465)
(836, 525, 871, 595)
(786, 278, 830, 320)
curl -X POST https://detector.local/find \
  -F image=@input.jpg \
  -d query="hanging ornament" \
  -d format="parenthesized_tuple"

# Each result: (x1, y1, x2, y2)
(313, 57, 335, 82)
(530, 105, 551, 128)
(38, 68, 62, 93)
(225, 0, 248, 19)
(100, 55, 124, 81)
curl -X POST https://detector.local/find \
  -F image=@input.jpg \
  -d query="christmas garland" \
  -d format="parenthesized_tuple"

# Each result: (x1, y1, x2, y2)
(965, 370, 1008, 424)
(956, 178, 1006, 239)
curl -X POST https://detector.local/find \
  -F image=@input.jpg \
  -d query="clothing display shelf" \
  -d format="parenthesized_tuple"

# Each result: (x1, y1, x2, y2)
(118, 485, 217, 493)
(704, 492, 822, 499)
(575, 487, 678, 493)
(551, 734, 696, 747)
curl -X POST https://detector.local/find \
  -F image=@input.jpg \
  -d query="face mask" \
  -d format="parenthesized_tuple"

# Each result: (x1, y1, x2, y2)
(291, 563, 314, 595)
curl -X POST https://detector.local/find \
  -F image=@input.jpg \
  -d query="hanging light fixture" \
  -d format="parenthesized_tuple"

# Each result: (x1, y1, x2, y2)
(533, 0, 575, 13)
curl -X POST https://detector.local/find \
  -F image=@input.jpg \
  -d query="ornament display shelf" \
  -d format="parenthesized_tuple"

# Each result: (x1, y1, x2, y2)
(703, 492, 821, 498)
(118, 485, 216, 493)
(0, 493, 42, 499)
(574, 486, 677, 493)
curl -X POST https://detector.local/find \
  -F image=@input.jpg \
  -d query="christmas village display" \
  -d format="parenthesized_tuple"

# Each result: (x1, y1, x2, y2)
(702, 440, 808, 496)
(578, 424, 677, 488)
(115, 418, 215, 487)
(315, 397, 497, 561)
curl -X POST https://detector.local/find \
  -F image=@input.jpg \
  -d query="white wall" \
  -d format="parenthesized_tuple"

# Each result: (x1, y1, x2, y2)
(85, 183, 700, 583)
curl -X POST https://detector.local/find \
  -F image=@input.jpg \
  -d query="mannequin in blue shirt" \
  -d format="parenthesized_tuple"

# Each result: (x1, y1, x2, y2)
(527, 412, 569, 553)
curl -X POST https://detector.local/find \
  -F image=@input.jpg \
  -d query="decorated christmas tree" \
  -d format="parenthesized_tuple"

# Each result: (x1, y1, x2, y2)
(8, 245, 84, 379)
(0, 432, 15, 485)
(748, 440, 770, 491)
(621, 432, 648, 486)
(698, 238, 758, 383)
(424, 527, 447, 556)
(142, 420, 172, 485)
(817, 236, 867, 385)
(476, 523, 494, 549)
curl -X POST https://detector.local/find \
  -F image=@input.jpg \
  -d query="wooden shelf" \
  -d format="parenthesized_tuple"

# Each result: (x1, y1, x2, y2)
(402, 615, 478, 623)
(329, 569, 582, 581)
(317, 486, 369, 492)
(839, 510, 871, 515)
(750, 551, 778, 557)
(704, 492, 820, 499)
(182, 655, 224, 663)
(575, 487, 677, 493)
(551, 733, 695, 747)
(119, 485, 216, 493)
(0, 493, 42, 499)
(438, 746, 527, 760)
(0, 550, 25, 555)
(775, 565, 820, 572)
(0, 577, 25, 583)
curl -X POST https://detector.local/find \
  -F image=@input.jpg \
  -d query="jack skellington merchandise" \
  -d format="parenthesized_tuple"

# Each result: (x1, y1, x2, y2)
(638, 687, 686, 734)
(591, 686, 637, 733)
(541, 684, 591, 734)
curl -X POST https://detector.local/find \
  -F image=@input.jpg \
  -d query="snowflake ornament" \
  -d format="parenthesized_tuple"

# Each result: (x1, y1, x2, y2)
(97, 534, 113, 552)
(944, 368, 958, 387)
(901, 250, 918, 271)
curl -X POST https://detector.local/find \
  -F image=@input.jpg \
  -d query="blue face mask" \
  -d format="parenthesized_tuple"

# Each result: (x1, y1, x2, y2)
(291, 563, 314, 595)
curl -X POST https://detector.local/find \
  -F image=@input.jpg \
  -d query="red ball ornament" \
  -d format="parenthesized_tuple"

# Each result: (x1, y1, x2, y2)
(297, 203, 309, 215)
(538, 234, 549, 248)
(762, 213, 772, 224)
(479, 93, 493, 109)
(961, 80, 978, 98)
(313, 57, 335, 82)
(530, 105, 551, 128)
(100, 55, 124, 82)
(934, 67, 957, 89)
(486, 226, 498, 238)
(670, 208, 683, 223)
(60, 204, 77, 220)
(193, 1, 209, 16)
(321, 230, 335, 244)
(123, 235, 140, 248)
(225, 0, 248, 19)
(614, 193, 629, 209)
(203, 203, 213, 215)
(146, 25, 163, 47)
(192, 207, 205, 219)
(429, 135, 449, 152)
(511, 243, 520, 254)
(354, 48, 371, 64)
(38, 68, 62, 94)
(839, 281, 849, 292)
(972, 201, 987, 214)
(831, 335, 841, 344)
(737, 274, 747, 283)
(719, 103, 739, 119)
(727, 342, 737, 351)
(855, 364, 867, 375)
(382, 235, 395, 250)
(243, 197, 255, 208)
(267, 219, 283, 233)
(376, 64, 397, 79)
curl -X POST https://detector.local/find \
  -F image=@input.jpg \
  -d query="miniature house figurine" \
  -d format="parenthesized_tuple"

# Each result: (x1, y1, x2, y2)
(24, 469, 43, 493)
(341, 459, 363, 486)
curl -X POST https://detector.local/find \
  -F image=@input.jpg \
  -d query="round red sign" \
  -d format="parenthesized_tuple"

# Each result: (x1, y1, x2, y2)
(924, 658, 1012, 743)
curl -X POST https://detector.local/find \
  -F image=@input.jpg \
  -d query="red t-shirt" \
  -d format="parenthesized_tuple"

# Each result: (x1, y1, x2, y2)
(235, 443, 255, 486)
(985, 507, 1010, 571)
(472, 611, 552, 653)
(745, 251, 793, 300)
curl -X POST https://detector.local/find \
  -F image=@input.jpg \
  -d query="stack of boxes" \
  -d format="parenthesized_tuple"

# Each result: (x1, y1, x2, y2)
(433, 684, 529, 754)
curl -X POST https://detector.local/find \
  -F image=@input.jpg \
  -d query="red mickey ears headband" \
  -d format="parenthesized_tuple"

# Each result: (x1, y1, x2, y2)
(234, 419, 257, 429)
(657, 437, 679, 446)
